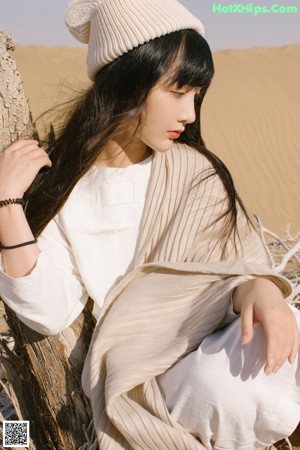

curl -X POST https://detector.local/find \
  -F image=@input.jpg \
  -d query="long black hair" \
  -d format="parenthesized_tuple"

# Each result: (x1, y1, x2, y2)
(25, 29, 249, 251)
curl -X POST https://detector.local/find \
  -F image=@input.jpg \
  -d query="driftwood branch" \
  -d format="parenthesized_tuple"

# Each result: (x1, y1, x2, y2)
(254, 214, 300, 306)
(254, 215, 300, 268)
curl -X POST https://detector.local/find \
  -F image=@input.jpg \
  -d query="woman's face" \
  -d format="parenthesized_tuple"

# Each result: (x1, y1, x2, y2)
(135, 82, 201, 153)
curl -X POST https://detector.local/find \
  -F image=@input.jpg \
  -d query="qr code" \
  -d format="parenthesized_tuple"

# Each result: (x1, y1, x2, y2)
(3, 420, 29, 448)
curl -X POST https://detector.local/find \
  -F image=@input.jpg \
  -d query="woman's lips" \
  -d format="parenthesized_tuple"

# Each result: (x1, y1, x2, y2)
(167, 130, 183, 139)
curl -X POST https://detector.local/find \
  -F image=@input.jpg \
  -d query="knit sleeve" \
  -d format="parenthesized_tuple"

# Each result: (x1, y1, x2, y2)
(188, 160, 269, 266)
(187, 157, 292, 298)
(0, 218, 88, 335)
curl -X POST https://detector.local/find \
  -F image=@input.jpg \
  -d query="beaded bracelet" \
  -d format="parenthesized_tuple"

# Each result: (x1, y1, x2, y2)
(0, 238, 37, 250)
(0, 198, 25, 208)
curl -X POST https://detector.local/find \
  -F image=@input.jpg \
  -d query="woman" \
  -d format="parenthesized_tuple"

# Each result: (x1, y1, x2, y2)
(0, 0, 299, 449)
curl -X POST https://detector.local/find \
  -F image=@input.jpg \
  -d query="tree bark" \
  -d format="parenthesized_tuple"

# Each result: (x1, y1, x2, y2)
(1, 305, 95, 450)
(0, 30, 35, 151)
(0, 29, 95, 450)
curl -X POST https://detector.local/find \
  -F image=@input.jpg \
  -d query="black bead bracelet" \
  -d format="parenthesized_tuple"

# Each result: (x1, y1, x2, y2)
(0, 198, 25, 208)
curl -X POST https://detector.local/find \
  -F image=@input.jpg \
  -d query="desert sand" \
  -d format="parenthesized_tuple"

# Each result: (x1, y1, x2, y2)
(12, 43, 300, 235)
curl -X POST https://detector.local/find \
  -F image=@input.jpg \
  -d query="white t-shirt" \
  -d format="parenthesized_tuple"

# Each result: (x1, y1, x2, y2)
(65, 156, 153, 317)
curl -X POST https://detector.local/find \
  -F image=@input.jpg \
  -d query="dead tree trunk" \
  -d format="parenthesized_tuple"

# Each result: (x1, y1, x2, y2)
(0, 30, 35, 150)
(0, 29, 94, 449)
(1, 306, 95, 450)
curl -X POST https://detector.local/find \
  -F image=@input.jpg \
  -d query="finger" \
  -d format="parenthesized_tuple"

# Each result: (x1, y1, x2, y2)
(266, 351, 276, 373)
(32, 154, 52, 169)
(27, 146, 50, 160)
(269, 314, 299, 370)
(15, 145, 51, 166)
(240, 302, 254, 345)
(13, 142, 42, 156)
(18, 154, 52, 178)
(264, 324, 289, 374)
(5, 139, 39, 152)
(288, 327, 300, 364)
(263, 318, 278, 375)
(2, 143, 41, 161)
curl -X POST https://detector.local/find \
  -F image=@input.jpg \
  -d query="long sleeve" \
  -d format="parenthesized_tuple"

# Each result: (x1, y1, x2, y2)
(0, 218, 88, 335)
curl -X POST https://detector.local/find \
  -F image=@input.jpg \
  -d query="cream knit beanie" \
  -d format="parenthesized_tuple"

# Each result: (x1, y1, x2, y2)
(65, 0, 205, 79)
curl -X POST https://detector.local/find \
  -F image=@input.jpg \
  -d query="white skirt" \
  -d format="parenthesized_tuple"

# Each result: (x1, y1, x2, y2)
(158, 305, 300, 450)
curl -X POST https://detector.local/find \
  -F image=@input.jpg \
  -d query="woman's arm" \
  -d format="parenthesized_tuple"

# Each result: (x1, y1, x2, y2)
(0, 140, 51, 276)
(0, 140, 88, 335)
(194, 161, 299, 375)
(0, 217, 89, 335)
(233, 277, 300, 375)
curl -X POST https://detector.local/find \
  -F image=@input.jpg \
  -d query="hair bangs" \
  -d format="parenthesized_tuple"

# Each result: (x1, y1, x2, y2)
(166, 30, 214, 91)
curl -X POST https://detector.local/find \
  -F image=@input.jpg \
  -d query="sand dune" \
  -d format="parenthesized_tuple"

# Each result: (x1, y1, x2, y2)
(203, 45, 300, 236)
(12, 43, 300, 235)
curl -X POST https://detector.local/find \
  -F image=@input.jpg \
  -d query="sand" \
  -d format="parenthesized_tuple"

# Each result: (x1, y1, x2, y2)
(11, 43, 300, 235)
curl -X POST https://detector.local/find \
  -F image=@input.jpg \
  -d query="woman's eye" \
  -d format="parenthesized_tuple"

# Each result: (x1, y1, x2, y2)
(171, 91, 185, 97)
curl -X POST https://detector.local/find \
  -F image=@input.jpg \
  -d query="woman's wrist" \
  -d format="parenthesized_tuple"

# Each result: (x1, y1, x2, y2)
(0, 202, 25, 221)
(232, 277, 285, 314)
(0, 203, 32, 245)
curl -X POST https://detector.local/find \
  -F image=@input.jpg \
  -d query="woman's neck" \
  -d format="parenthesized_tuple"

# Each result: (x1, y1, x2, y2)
(94, 136, 152, 168)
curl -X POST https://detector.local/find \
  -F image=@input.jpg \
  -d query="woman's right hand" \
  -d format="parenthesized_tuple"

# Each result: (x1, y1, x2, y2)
(0, 139, 52, 199)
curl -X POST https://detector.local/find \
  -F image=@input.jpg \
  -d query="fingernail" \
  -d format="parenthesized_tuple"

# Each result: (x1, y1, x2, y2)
(290, 356, 296, 364)
(265, 366, 272, 376)
(241, 335, 247, 345)
(273, 366, 280, 374)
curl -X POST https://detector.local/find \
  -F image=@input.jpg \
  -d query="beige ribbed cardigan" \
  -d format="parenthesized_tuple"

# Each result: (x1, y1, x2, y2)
(81, 144, 291, 450)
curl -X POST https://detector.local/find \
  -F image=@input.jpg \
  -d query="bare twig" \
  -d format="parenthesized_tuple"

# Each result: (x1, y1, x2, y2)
(254, 214, 300, 307)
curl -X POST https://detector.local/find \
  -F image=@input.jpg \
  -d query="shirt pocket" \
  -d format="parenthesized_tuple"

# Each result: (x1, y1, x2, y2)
(98, 183, 134, 205)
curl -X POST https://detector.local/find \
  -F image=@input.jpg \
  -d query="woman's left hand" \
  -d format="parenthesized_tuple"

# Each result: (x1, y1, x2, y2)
(232, 278, 300, 375)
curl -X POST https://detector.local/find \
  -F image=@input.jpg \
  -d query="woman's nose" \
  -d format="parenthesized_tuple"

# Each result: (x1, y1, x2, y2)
(179, 97, 196, 125)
